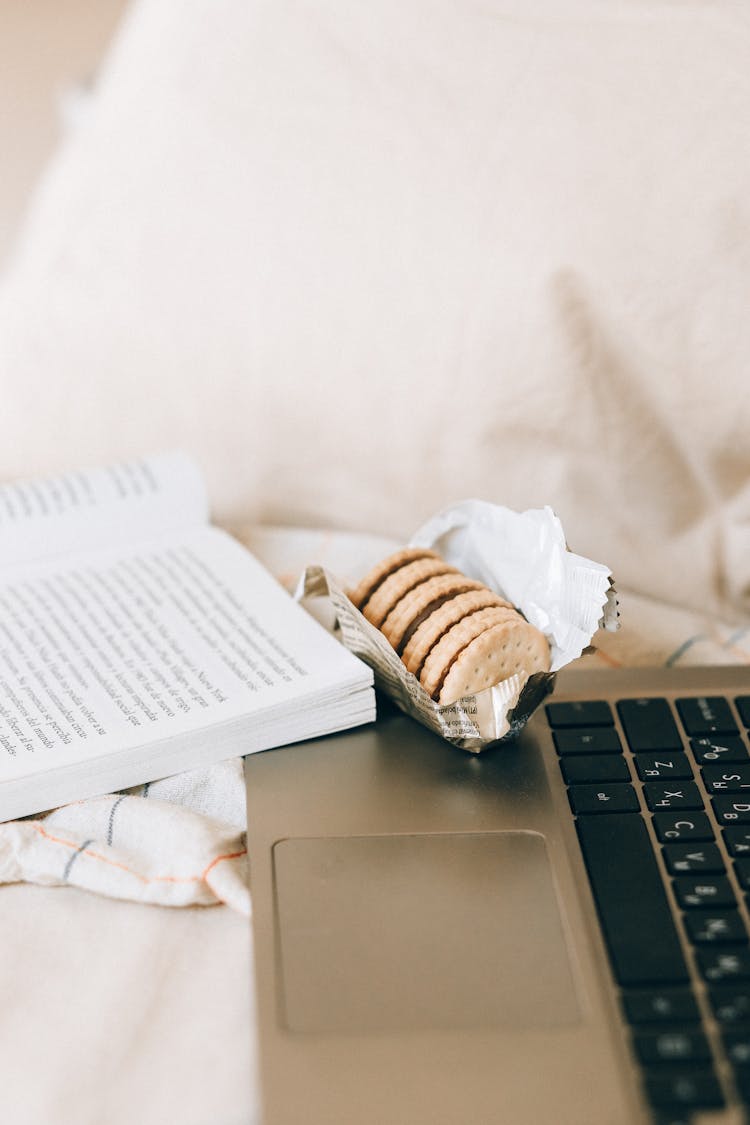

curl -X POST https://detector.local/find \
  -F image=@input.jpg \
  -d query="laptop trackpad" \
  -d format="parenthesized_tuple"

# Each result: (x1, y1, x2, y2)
(273, 832, 579, 1034)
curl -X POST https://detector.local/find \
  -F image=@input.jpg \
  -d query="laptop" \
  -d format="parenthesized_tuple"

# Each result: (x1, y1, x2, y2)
(245, 665, 750, 1125)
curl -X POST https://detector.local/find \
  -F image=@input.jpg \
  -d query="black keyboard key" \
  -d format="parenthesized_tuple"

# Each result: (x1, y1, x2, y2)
(653, 811, 714, 843)
(568, 783, 639, 815)
(710, 984, 750, 1024)
(546, 700, 613, 727)
(676, 696, 738, 736)
(735, 1065, 750, 1104)
(622, 988, 700, 1025)
(673, 875, 737, 909)
(735, 858, 750, 889)
(713, 795, 750, 826)
(691, 735, 748, 766)
(662, 843, 725, 876)
(725, 827, 750, 856)
(736, 696, 750, 727)
(634, 1029, 711, 1065)
(635, 753, 693, 782)
(683, 910, 748, 945)
(553, 727, 623, 755)
(652, 1112, 693, 1125)
(618, 698, 682, 751)
(702, 762, 750, 794)
(576, 782, 643, 815)
(644, 782, 704, 812)
(643, 1071, 723, 1110)
(724, 1028, 750, 1069)
(577, 814, 688, 985)
(697, 946, 750, 984)
(560, 755, 630, 785)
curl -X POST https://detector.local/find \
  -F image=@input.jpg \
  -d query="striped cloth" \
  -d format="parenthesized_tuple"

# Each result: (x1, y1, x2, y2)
(0, 529, 746, 912)
(0, 760, 249, 911)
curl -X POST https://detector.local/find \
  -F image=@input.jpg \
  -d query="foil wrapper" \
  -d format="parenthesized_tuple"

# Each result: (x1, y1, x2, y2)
(298, 502, 617, 751)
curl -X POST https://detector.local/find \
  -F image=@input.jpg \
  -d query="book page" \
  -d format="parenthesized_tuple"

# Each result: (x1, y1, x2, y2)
(0, 526, 370, 782)
(0, 451, 208, 570)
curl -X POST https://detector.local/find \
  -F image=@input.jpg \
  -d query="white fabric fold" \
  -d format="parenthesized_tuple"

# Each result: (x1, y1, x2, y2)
(0, 760, 250, 912)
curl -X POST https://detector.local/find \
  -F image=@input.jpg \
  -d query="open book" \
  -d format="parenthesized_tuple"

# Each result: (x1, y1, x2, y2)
(0, 452, 375, 822)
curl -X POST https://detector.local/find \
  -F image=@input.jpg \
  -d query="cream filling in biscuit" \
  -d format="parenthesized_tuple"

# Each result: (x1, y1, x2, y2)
(381, 575, 486, 652)
(396, 593, 455, 656)
(361, 558, 456, 628)
(400, 588, 513, 679)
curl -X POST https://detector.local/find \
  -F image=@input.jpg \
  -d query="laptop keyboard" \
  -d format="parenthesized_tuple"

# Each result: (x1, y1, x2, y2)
(548, 693, 750, 1124)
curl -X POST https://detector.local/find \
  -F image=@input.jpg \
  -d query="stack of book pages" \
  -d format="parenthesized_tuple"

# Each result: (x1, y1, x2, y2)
(0, 452, 375, 822)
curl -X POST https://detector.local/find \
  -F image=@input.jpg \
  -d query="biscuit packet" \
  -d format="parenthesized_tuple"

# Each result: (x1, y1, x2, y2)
(296, 501, 617, 752)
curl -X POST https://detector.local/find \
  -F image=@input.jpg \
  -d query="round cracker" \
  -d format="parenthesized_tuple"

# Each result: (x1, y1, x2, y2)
(361, 556, 457, 628)
(380, 573, 490, 652)
(347, 547, 439, 609)
(435, 618, 551, 706)
(401, 587, 513, 676)
(419, 607, 524, 700)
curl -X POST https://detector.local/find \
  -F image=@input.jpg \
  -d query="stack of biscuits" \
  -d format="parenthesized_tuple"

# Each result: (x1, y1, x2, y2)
(348, 547, 551, 707)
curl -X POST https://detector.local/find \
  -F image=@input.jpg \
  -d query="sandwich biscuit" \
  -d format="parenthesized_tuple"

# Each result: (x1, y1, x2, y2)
(348, 545, 551, 708)
(419, 606, 522, 700)
(348, 547, 439, 610)
(400, 587, 513, 677)
(380, 572, 490, 653)
(435, 617, 551, 705)
(360, 556, 457, 629)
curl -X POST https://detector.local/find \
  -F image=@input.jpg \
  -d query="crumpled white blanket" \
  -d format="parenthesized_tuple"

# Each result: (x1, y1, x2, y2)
(0, 528, 747, 913)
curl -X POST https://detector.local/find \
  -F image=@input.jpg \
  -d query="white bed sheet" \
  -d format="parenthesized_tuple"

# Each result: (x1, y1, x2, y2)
(0, 885, 257, 1125)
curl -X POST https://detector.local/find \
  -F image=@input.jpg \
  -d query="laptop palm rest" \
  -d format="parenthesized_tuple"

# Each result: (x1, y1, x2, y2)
(274, 831, 578, 1034)
(247, 703, 641, 1124)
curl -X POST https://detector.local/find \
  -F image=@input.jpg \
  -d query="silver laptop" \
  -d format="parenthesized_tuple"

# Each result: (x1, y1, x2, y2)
(245, 666, 750, 1125)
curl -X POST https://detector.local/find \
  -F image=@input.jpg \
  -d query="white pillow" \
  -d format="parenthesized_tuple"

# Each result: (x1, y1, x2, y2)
(1, 0, 749, 619)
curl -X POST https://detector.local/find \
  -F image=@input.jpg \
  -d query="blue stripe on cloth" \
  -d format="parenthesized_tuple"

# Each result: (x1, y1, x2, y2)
(107, 795, 126, 846)
(63, 838, 93, 882)
(665, 634, 705, 667)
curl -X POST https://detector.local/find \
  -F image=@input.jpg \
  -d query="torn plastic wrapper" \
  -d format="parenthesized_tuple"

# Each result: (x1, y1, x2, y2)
(297, 501, 618, 752)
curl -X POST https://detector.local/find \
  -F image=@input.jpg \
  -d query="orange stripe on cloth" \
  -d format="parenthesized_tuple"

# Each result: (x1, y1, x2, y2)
(29, 822, 246, 886)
